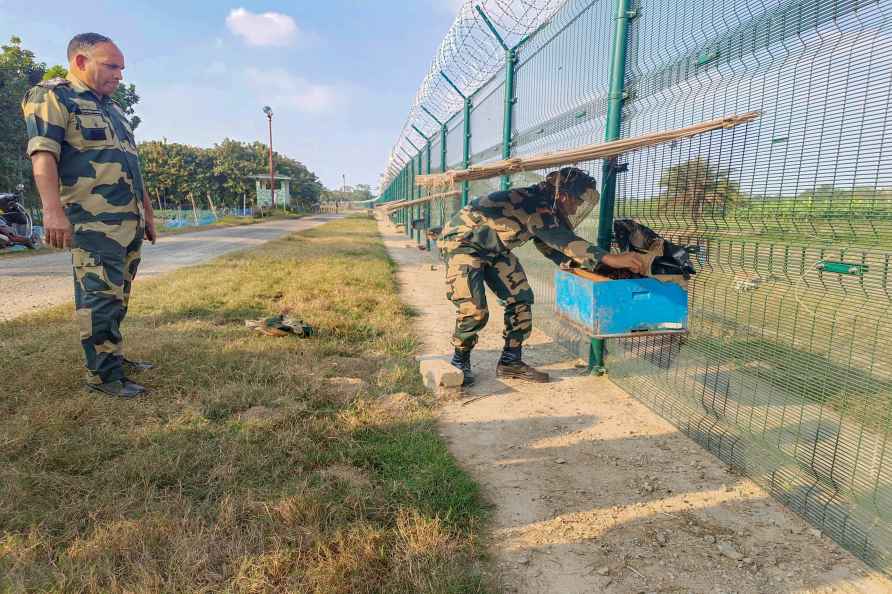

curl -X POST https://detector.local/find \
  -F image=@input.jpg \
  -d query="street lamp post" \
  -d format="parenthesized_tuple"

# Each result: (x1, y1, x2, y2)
(263, 106, 276, 209)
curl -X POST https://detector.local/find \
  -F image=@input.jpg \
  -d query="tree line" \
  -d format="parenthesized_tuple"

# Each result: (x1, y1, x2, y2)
(0, 36, 324, 211)
(1, 37, 51, 202)
(323, 184, 375, 203)
(141, 139, 323, 210)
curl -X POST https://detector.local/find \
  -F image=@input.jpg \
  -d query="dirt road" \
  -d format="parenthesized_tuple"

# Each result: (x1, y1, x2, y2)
(380, 216, 891, 594)
(0, 215, 340, 321)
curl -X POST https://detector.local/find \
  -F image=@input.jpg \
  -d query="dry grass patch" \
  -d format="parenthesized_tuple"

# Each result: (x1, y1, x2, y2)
(0, 216, 487, 593)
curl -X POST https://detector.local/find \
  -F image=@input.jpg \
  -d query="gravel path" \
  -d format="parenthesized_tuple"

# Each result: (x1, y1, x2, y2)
(379, 215, 891, 594)
(0, 215, 340, 321)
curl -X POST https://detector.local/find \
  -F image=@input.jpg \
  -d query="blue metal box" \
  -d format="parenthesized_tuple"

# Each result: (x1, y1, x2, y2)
(554, 269, 688, 338)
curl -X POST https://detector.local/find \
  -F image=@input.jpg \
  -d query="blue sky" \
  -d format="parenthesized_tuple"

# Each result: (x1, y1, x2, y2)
(0, 0, 463, 189)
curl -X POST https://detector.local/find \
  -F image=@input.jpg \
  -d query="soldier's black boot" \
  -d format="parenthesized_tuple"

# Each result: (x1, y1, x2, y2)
(123, 358, 154, 373)
(450, 348, 475, 387)
(496, 345, 549, 383)
(87, 378, 149, 398)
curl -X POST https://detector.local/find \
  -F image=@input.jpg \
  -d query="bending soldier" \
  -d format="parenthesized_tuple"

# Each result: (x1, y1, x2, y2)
(22, 33, 157, 398)
(438, 167, 644, 386)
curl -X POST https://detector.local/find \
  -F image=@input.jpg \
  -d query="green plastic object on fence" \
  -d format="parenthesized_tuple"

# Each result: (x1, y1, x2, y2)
(816, 260, 868, 276)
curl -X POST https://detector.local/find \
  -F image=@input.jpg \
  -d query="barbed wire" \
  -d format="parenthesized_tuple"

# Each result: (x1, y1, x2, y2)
(381, 0, 567, 185)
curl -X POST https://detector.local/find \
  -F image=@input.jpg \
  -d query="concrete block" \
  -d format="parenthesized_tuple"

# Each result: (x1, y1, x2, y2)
(420, 357, 463, 390)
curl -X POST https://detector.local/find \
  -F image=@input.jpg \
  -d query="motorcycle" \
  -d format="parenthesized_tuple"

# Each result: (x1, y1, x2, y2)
(0, 185, 40, 250)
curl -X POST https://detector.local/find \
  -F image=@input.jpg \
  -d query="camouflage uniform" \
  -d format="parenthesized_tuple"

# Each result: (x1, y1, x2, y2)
(22, 75, 146, 385)
(439, 183, 607, 351)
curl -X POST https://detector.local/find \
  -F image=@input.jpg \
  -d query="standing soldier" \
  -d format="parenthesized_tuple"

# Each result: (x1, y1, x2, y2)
(439, 167, 644, 386)
(22, 33, 157, 398)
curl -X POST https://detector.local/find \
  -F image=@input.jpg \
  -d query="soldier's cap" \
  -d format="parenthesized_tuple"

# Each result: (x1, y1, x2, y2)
(545, 166, 597, 200)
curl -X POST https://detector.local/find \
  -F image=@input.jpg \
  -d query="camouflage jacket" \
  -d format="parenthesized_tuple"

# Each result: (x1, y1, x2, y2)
(439, 185, 607, 269)
(22, 75, 145, 225)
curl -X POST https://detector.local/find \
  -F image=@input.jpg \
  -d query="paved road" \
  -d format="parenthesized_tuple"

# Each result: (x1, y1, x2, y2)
(0, 215, 341, 321)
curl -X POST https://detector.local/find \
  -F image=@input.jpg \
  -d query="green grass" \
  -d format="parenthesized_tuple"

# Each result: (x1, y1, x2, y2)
(0, 216, 489, 594)
(684, 333, 892, 420)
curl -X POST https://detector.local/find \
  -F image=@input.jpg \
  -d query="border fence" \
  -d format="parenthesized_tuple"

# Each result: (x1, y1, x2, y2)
(379, 0, 892, 576)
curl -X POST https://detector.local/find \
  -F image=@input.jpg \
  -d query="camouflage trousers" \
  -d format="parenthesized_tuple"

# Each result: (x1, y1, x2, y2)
(71, 220, 143, 384)
(445, 250, 534, 351)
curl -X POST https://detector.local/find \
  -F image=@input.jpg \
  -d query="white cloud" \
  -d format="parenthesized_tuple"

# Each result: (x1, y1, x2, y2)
(244, 68, 344, 114)
(225, 7, 298, 47)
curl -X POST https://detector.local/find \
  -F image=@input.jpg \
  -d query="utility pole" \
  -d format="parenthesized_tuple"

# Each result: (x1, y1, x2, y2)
(263, 106, 276, 209)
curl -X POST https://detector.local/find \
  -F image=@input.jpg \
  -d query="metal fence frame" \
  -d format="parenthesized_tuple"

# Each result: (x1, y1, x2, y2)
(379, 0, 892, 576)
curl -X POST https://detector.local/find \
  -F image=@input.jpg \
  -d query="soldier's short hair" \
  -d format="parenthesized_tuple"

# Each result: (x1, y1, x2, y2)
(67, 33, 114, 61)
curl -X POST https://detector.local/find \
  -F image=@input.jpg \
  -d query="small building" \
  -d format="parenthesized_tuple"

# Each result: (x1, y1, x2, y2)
(249, 173, 292, 208)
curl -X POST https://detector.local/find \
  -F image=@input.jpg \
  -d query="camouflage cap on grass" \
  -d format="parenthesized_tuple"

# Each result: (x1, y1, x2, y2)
(246, 314, 314, 337)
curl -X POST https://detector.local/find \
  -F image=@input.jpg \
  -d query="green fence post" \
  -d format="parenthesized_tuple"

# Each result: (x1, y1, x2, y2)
(441, 124, 448, 227)
(475, 5, 520, 192)
(403, 165, 408, 231)
(400, 147, 415, 238)
(462, 99, 471, 206)
(440, 123, 448, 172)
(412, 155, 418, 243)
(409, 160, 415, 241)
(396, 169, 401, 228)
(421, 104, 450, 234)
(406, 140, 421, 243)
(400, 166, 407, 231)
(420, 105, 448, 175)
(414, 152, 421, 242)
(411, 125, 429, 147)
(411, 165, 415, 240)
(426, 141, 432, 232)
(441, 71, 471, 206)
(501, 47, 517, 192)
(412, 124, 434, 251)
(590, 0, 634, 375)
(425, 139, 433, 250)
